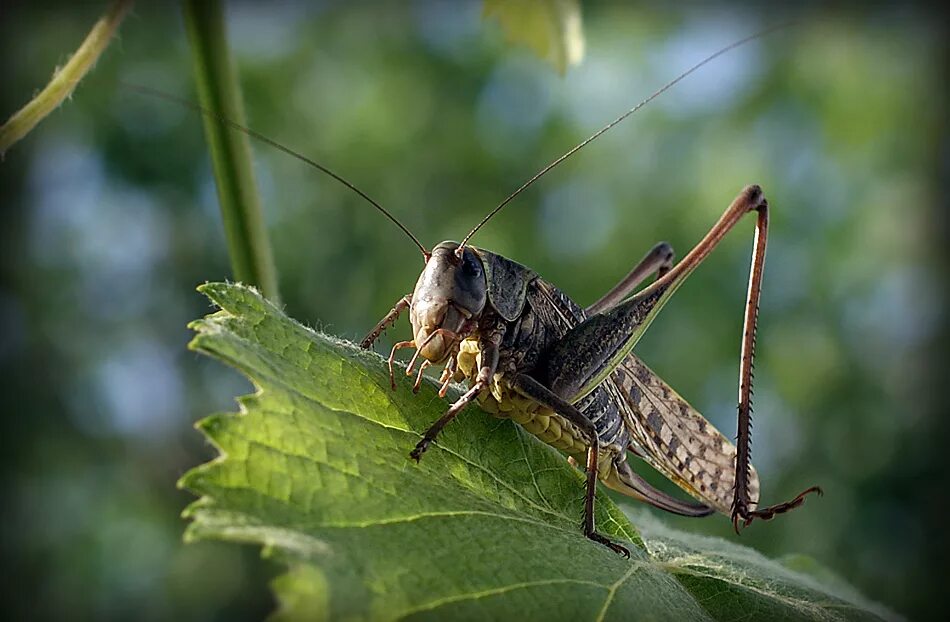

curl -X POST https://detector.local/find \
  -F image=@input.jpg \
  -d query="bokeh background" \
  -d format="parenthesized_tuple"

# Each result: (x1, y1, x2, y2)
(1, 2, 947, 620)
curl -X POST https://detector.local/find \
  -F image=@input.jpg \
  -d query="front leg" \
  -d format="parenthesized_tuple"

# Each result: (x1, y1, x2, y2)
(410, 333, 501, 462)
(513, 374, 629, 558)
(360, 294, 412, 349)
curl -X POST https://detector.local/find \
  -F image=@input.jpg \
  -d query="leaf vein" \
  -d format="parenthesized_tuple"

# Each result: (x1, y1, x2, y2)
(593, 562, 648, 622)
(395, 578, 610, 620)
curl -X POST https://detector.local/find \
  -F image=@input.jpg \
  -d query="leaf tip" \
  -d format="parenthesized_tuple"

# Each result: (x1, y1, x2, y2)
(196, 280, 233, 306)
(181, 520, 206, 544)
(196, 281, 272, 324)
(177, 469, 202, 494)
(196, 413, 223, 433)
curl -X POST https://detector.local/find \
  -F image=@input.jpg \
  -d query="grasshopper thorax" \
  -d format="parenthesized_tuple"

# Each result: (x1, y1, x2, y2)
(409, 241, 487, 364)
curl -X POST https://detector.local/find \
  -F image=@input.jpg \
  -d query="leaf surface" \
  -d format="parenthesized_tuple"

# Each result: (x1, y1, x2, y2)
(181, 282, 899, 622)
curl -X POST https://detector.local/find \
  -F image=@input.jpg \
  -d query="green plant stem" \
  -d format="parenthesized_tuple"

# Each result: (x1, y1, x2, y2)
(182, 0, 280, 302)
(0, 0, 132, 155)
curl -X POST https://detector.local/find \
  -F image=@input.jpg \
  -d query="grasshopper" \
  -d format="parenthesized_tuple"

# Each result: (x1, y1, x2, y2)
(356, 33, 821, 557)
(360, 182, 819, 556)
(138, 26, 821, 557)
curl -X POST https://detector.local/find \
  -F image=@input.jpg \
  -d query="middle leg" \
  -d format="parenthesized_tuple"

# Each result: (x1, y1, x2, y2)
(585, 242, 675, 315)
(513, 373, 630, 557)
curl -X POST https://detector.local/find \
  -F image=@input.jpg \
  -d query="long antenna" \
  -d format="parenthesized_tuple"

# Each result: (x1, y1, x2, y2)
(120, 82, 429, 259)
(458, 22, 792, 251)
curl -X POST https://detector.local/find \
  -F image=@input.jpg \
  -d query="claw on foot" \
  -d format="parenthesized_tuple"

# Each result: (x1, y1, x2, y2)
(409, 439, 430, 463)
(586, 531, 630, 558)
(732, 485, 822, 533)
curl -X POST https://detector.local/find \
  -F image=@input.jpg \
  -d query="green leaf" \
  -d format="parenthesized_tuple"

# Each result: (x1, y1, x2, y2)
(181, 282, 900, 621)
(484, 0, 585, 74)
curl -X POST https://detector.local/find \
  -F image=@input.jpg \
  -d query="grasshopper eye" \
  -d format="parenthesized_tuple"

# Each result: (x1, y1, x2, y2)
(461, 253, 482, 278)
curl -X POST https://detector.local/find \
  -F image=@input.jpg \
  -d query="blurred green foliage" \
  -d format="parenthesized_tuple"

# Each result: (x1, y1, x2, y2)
(484, 0, 585, 74)
(0, 2, 944, 620)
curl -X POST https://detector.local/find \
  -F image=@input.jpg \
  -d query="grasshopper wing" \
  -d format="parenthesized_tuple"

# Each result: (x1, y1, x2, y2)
(607, 354, 760, 515)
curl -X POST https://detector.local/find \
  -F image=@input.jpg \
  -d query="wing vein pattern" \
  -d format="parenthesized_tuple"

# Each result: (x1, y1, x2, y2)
(608, 354, 760, 514)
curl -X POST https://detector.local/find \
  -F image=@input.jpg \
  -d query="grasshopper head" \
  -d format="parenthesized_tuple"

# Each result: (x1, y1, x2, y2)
(410, 241, 486, 363)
